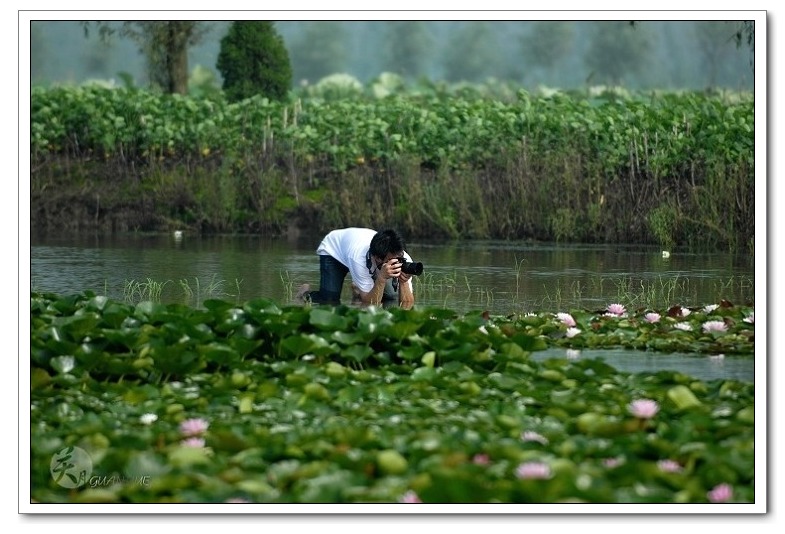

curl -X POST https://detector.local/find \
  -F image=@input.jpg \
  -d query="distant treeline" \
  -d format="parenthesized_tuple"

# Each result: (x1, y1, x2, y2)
(31, 21, 754, 92)
(30, 83, 754, 252)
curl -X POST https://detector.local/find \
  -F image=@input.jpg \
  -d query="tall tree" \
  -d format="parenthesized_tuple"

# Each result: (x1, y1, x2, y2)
(518, 22, 575, 84)
(82, 21, 210, 94)
(216, 21, 292, 102)
(693, 21, 741, 88)
(733, 20, 755, 68)
(287, 22, 348, 84)
(30, 22, 48, 84)
(383, 21, 431, 80)
(583, 21, 652, 86)
(442, 22, 499, 82)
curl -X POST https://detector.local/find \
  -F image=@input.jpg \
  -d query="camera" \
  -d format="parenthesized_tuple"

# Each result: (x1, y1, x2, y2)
(397, 257, 423, 276)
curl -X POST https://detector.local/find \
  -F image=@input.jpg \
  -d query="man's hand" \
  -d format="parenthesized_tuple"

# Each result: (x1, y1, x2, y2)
(378, 258, 402, 281)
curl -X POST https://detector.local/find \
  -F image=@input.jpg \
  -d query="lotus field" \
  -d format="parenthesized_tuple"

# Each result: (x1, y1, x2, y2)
(29, 292, 756, 504)
(30, 84, 754, 248)
(30, 85, 753, 173)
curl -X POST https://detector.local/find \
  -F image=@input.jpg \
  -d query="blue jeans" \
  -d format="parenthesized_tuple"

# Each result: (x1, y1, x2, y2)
(307, 254, 397, 305)
(307, 255, 349, 304)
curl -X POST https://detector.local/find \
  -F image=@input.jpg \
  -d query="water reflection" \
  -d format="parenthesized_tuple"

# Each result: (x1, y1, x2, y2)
(30, 233, 755, 316)
(532, 347, 754, 383)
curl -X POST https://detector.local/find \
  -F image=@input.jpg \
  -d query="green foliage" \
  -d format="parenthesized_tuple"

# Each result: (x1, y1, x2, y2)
(216, 21, 292, 103)
(647, 204, 679, 249)
(29, 83, 754, 249)
(29, 291, 755, 503)
(83, 21, 210, 94)
(549, 208, 578, 243)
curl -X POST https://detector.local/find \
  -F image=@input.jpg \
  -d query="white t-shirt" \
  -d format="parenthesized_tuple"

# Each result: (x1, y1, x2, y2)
(316, 227, 414, 294)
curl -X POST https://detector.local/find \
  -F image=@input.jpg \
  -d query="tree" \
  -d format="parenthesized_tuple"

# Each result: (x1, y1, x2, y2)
(693, 22, 743, 88)
(82, 21, 210, 94)
(583, 21, 652, 86)
(30, 22, 48, 84)
(383, 22, 432, 81)
(216, 21, 292, 102)
(733, 20, 755, 68)
(442, 22, 499, 82)
(518, 22, 575, 84)
(287, 22, 349, 84)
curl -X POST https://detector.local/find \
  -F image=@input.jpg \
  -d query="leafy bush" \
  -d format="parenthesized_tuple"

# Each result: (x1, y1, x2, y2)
(216, 21, 292, 103)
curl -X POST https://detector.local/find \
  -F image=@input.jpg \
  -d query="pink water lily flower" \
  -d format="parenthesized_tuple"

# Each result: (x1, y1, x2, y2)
(515, 461, 552, 480)
(657, 459, 683, 473)
(707, 483, 733, 503)
(180, 417, 209, 436)
(628, 399, 659, 419)
(180, 437, 206, 448)
(399, 490, 422, 503)
(472, 453, 490, 465)
(606, 303, 627, 316)
(644, 312, 661, 323)
(555, 312, 576, 327)
(702, 320, 727, 333)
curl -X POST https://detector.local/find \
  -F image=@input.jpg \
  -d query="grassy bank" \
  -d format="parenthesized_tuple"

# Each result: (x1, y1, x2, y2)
(30, 84, 754, 251)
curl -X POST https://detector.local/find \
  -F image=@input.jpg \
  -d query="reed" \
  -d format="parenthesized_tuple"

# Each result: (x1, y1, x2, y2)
(178, 274, 227, 306)
(122, 278, 171, 303)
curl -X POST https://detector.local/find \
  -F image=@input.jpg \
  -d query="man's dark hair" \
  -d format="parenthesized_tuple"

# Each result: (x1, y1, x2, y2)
(369, 229, 406, 258)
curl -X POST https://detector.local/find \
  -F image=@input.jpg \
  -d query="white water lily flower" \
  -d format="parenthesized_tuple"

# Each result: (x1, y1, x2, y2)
(673, 322, 692, 331)
(565, 327, 581, 338)
(702, 320, 727, 333)
(59, 355, 75, 373)
(521, 431, 549, 445)
(139, 413, 158, 425)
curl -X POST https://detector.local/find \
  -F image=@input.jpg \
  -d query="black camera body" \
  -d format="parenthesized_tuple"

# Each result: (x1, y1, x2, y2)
(397, 257, 423, 276)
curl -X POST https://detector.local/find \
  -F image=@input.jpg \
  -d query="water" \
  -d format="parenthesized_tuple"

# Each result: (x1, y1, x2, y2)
(532, 348, 754, 383)
(28, 232, 757, 383)
(29, 232, 755, 315)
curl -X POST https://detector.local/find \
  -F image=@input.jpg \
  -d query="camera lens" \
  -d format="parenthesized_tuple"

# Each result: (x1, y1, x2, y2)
(401, 261, 423, 276)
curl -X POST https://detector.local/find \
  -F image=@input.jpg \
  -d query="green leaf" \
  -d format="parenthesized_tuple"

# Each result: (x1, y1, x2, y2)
(667, 385, 702, 411)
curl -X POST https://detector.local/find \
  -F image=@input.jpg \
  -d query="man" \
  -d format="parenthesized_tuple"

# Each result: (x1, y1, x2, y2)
(297, 227, 417, 308)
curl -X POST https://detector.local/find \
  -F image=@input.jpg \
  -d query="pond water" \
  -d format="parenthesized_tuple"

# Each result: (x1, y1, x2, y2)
(532, 348, 755, 383)
(29, 232, 755, 314)
(28, 232, 758, 383)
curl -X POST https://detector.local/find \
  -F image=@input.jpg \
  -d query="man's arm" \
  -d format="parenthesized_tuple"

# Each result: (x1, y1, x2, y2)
(357, 275, 389, 306)
(398, 274, 415, 310)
